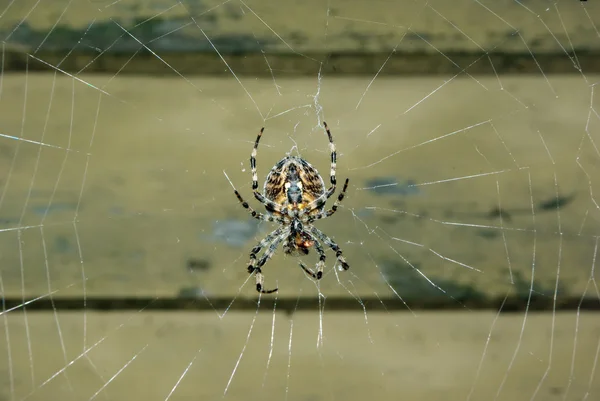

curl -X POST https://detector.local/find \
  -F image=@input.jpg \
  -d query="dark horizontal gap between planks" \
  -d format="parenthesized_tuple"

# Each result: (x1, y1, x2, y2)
(6, 49, 600, 75)
(2, 296, 599, 315)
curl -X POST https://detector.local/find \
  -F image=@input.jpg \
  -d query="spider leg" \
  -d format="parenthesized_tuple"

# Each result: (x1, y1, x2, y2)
(298, 186, 335, 217)
(298, 121, 339, 216)
(256, 233, 286, 269)
(247, 227, 285, 274)
(250, 127, 264, 191)
(298, 233, 326, 280)
(324, 121, 337, 187)
(249, 229, 288, 293)
(309, 226, 350, 271)
(249, 127, 290, 216)
(254, 191, 288, 215)
(234, 189, 285, 223)
(306, 178, 349, 223)
(253, 268, 278, 294)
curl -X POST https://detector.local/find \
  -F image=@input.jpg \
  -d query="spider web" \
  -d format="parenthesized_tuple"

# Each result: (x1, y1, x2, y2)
(0, 0, 599, 400)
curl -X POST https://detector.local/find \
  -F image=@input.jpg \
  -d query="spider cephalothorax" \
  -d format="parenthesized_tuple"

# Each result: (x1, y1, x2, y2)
(232, 122, 350, 293)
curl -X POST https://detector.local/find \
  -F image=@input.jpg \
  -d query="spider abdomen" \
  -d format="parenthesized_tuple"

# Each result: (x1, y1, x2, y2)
(264, 156, 326, 211)
(286, 181, 303, 205)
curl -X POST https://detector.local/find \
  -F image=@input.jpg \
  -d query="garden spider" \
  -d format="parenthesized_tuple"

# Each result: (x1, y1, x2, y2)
(232, 122, 350, 293)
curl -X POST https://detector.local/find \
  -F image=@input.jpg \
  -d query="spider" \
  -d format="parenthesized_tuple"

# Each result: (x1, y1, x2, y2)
(232, 122, 350, 293)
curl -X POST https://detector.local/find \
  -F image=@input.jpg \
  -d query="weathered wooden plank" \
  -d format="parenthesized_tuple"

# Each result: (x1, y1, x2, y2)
(0, 74, 597, 304)
(1, 311, 598, 401)
(0, 0, 599, 74)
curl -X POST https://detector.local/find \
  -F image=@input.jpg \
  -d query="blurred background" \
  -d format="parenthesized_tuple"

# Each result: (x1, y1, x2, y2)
(0, 0, 599, 400)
